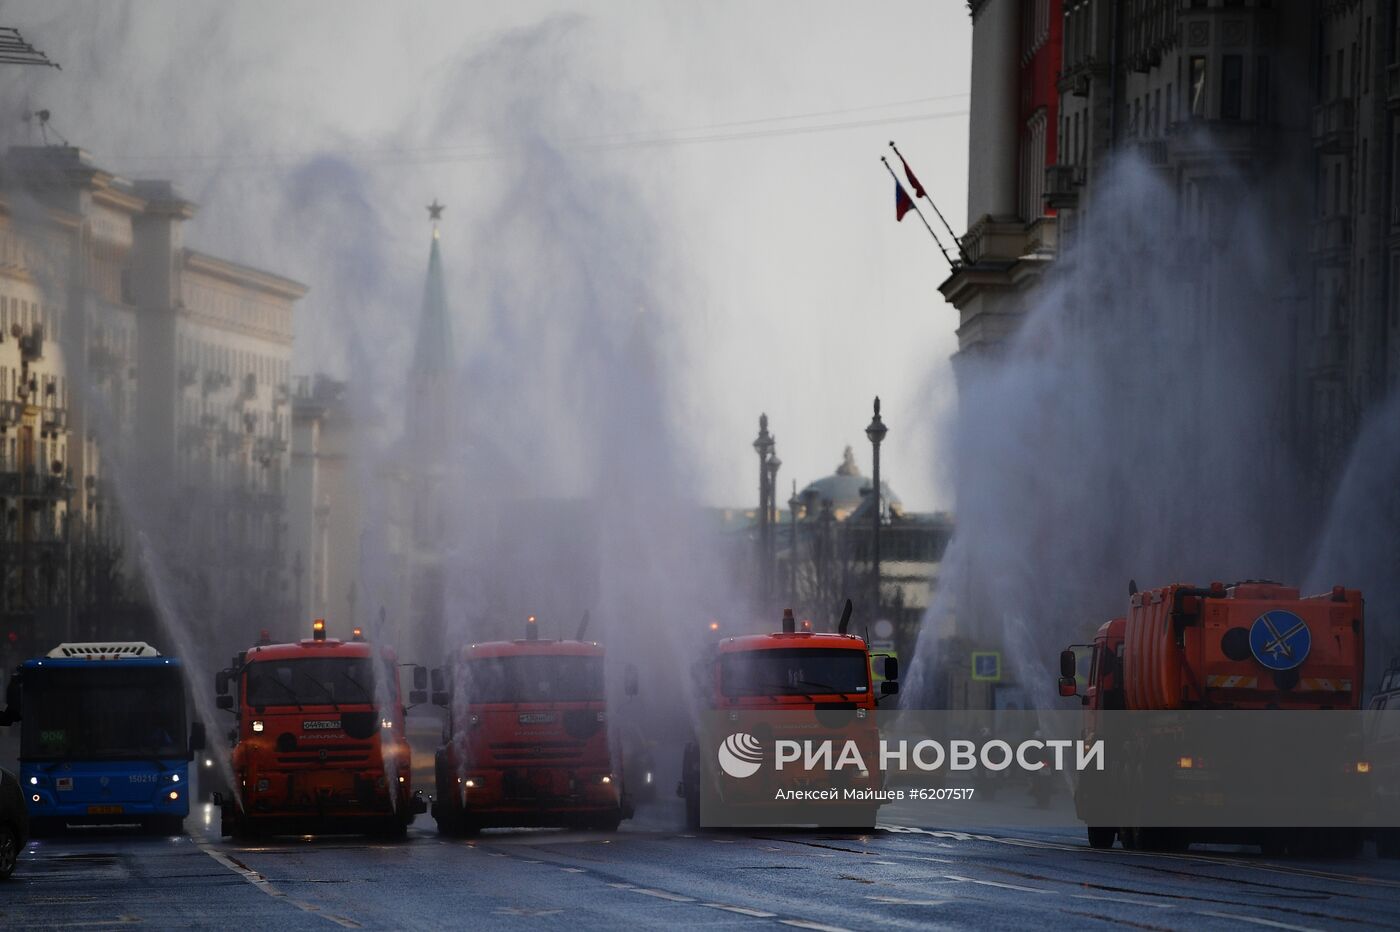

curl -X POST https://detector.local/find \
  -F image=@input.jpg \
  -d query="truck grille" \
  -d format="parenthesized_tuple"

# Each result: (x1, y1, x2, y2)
(275, 742, 375, 766)
(488, 740, 586, 763)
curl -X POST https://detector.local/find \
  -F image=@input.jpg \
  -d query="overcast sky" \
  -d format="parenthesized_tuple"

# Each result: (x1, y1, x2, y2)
(3, 1, 970, 511)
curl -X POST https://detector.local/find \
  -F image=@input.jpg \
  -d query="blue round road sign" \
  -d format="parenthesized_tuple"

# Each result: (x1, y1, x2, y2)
(1248, 610, 1311, 671)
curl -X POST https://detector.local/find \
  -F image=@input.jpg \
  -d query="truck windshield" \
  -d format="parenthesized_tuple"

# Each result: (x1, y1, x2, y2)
(464, 655, 603, 703)
(21, 665, 187, 761)
(721, 648, 869, 697)
(245, 657, 376, 708)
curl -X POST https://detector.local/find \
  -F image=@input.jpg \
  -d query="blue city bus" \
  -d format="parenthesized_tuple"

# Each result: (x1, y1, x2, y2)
(0, 643, 205, 835)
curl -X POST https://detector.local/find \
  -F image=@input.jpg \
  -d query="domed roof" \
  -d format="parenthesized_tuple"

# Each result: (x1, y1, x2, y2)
(799, 446, 899, 520)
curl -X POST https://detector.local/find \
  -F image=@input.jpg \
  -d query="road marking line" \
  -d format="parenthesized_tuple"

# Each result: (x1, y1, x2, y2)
(627, 888, 696, 902)
(779, 920, 853, 932)
(1069, 893, 1173, 909)
(943, 873, 1049, 894)
(561, 867, 586, 873)
(193, 838, 359, 928)
(865, 896, 948, 906)
(703, 903, 778, 918)
(1194, 911, 1319, 932)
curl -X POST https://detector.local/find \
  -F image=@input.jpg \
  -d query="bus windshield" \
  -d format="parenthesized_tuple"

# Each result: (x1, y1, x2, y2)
(21, 665, 187, 761)
(244, 657, 377, 708)
(464, 655, 603, 704)
(720, 648, 870, 698)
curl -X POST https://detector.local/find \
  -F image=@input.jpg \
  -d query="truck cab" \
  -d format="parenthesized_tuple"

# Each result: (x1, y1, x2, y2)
(429, 618, 635, 835)
(0, 642, 205, 836)
(677, 606, 897, 829)
(213, 621, 426, 839)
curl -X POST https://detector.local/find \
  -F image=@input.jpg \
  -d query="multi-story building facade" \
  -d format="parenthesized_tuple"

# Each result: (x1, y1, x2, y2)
(0, 145, 304, 653)
(948, 0, 1399, 489)
(936, 0, 1400, 706)
(942, 0, 1063, 368)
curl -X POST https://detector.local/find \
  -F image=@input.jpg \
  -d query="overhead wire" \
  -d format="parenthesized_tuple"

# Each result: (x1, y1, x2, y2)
(100, 98, 971, 175)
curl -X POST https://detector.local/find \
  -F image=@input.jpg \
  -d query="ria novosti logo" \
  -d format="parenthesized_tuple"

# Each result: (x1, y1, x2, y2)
(715, 731, 1104, 776)
(718, 733, 764, 778)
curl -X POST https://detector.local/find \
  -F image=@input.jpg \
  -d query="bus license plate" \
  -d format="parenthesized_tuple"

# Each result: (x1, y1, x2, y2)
(87, 805, 123, 815)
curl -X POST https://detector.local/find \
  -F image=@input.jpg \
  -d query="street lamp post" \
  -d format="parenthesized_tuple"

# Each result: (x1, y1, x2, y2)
(765, 452, 781, 604)
(752, 414, 774, 604)
(865, 397, 888, 616)
(818, 497, 834, 615)
(787, 482, 801, 609)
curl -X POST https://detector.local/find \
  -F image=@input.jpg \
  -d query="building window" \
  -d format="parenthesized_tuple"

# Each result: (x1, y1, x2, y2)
(1221, 56, 1243, 120)
(1190, 57, 1208, 118)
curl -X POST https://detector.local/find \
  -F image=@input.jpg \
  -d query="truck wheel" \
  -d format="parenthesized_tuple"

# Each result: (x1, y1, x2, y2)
(1135, 828, 1175, 852)
(370, 819, 408, 841)
(231, 818, 266, 843)
(1319, 828, 1362, 859)
(1086, 826, 1115, 849)
(683, 785, 701, 830)
(0, 824, 19, 880)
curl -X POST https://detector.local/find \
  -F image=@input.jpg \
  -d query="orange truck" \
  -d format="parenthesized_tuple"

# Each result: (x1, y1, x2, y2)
(213, 621, 427, 839)
(1059, 580, 1365, 853)
(677, 604, 898, 830)
(429, 615, 636, 835)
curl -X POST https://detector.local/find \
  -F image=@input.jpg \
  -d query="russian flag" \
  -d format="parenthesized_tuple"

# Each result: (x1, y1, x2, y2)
(895, 179, 914, 222)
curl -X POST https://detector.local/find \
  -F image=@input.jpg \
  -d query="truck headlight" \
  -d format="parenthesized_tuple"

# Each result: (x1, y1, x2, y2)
(168, 790, 180, 801)
(252, 721, 265, 733)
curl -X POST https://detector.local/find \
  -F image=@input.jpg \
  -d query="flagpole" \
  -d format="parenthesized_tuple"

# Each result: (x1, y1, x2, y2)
(881, 157, 955, 270)
(889, 141, 970, 264)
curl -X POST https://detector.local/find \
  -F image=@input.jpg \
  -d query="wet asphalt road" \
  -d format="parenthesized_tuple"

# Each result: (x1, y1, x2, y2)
(5, 798, 1400, 931)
